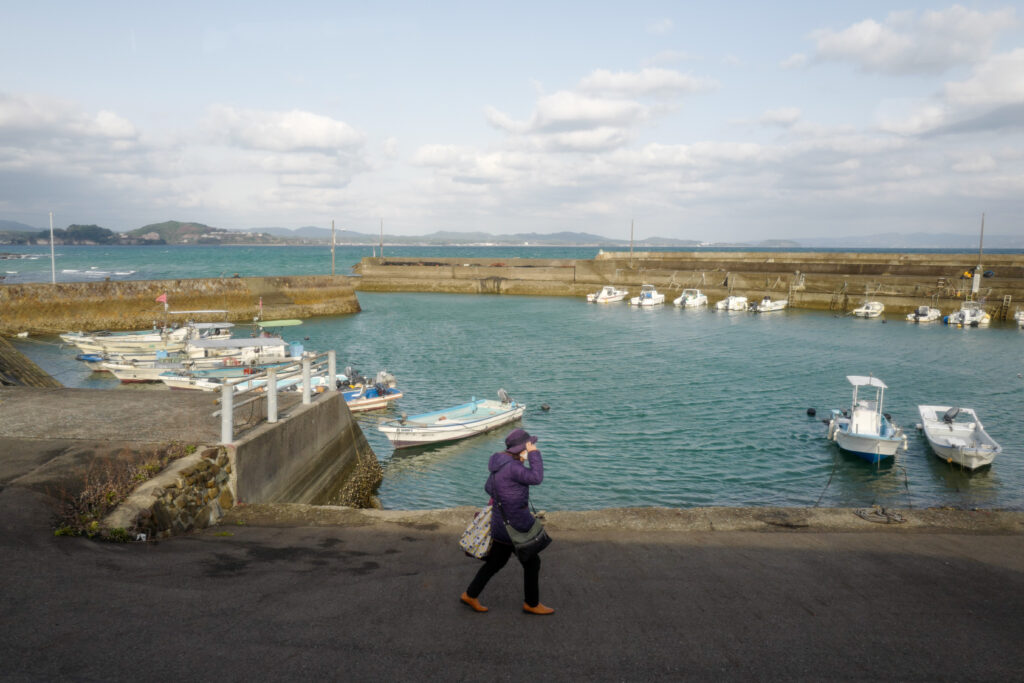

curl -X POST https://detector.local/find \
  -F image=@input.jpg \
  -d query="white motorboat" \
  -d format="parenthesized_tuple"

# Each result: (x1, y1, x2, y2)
(945, 301, 990, 327)
(917, 405, 1002, 471)
(906, 306, 941, 323)
(587, 285, 629, 303)
(378, 390, 525, 449)
(852, 301, 884, 318)
(754, 296, 788, 313)
(673, 289, 708, 307)
(1014, 308, 1024, 328)
(629, 284, 665, 307)
(826, 375, 907, 464)
(715, 295, 748, 311)
(63, 321, 233, 355)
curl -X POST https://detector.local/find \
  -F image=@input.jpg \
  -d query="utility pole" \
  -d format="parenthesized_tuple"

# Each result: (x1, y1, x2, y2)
(331, 219, 336, 276)
(49, 212, 56, 284)
(379, 219, 384, 259)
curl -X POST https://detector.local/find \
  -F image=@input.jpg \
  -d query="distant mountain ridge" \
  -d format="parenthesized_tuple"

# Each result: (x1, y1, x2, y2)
(1, 217, 1021, 248)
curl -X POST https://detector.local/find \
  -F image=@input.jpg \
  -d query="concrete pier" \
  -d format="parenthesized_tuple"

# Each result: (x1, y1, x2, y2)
(354, 251, 1024, 316)
(0, 274, 361, 335)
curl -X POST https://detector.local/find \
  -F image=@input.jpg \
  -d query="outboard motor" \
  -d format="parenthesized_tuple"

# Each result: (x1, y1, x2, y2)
(498, 388, 511, 404)
(943, 407, 960, 425)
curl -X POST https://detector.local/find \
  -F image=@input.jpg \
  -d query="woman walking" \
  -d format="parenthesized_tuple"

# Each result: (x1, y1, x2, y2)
(461, 428, 554, 615)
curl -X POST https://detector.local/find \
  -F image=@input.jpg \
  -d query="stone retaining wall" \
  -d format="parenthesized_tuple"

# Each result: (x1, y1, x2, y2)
(353, 252, 1024, 316)
(0, 275, 361, 335)
(105, 446, 233, 539)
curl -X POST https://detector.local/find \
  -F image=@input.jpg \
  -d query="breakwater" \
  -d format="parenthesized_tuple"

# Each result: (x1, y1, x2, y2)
(0, 275, 361, 335)
(353, 251, 1024, 315)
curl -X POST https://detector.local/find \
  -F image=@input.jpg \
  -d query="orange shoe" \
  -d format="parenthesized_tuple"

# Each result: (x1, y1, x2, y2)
(460, 592, 488, 612)
(522, 602, 555, 615)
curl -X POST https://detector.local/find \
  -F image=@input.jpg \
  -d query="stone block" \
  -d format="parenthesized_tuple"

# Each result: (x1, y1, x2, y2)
(218, 488, 234, 508)
(173, 495, 187, 509)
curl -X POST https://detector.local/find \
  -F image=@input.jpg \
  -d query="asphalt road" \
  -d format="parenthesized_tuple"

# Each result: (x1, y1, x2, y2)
(2, 487, 1023, 682)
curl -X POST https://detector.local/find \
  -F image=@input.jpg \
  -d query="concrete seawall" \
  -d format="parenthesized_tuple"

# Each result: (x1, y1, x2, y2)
(353, 251, 1024, 316)
(0, 275, 361, 334)
(231, 392, 381, 507)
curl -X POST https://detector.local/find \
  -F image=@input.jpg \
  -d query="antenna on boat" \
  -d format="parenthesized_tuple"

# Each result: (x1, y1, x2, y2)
(972, 212, 984, 301)
(49, 211, 56, 284)
(629, 220, 634, 268)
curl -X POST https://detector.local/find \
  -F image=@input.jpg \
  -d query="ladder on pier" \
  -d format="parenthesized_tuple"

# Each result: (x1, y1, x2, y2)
(996, 295, 1012, 321)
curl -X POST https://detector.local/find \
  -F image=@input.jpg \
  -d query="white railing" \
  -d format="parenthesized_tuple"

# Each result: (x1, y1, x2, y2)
(214, 349, 337, 444)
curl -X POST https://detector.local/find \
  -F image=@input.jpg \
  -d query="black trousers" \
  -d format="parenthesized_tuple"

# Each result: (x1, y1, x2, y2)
(466, 541, 541, 606)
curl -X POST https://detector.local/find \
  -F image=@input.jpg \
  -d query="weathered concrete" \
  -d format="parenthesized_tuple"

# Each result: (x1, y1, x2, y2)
(354, 251, 1024, 316)
(231, 392, 380, 506)
(0, 335, 61, 387)
(1, 489, 1022, 681)
(0, 274, 361, 334)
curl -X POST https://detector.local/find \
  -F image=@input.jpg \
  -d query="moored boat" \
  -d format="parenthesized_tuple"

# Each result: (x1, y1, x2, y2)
(587, 285, 629, 303)
(852, 301, 884, 318)
(917, 405, 1002, 471)
(1014, 308, 1024, 328)
(715, 295, 748, 311)
(754, 296, 788, 313)
(944, 301, 990, 327)
(629, 284, 665, 307)
(673, 289, 708, 307)
(907, 305, 941, 323)
(827, 375, 907, 463)
(378, 390, 524, 449)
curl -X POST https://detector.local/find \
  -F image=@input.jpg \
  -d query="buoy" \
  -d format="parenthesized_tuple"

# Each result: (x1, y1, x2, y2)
(806, 408, 816, 417)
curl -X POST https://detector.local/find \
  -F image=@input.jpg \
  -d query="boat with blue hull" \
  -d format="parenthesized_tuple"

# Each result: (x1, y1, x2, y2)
(827, 375, 907, 464)
(378, 391, 524, 449)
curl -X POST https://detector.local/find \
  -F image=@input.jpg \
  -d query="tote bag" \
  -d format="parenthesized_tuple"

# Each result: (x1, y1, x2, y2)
(458, 505, 493, 559)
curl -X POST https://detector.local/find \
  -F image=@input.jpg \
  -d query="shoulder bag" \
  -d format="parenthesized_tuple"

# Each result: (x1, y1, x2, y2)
(492, 496, 552, 562)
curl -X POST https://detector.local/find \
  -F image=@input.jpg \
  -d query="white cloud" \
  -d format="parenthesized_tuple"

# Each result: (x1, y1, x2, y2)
(944, 48, 1024, 106)
(205, 105, 364, 153)
(0, 92, 137, 140)
(780, 53, 808, 70)
(578, 68, 718, 97)
(760, 108, 801, 127)
(647, 18, 674, 35)
(810, 6, 1016, 74)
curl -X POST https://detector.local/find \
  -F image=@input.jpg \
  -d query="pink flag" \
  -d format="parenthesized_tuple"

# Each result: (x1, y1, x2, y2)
(155, 293, 168, 304)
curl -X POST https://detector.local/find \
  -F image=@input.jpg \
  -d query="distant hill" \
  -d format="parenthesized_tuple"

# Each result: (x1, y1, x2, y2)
(0, 220, 40, 233)
(125, 220, 227, 243)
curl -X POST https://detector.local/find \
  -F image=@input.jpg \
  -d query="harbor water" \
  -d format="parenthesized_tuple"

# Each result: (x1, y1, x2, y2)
(16, 283, 1024, 512)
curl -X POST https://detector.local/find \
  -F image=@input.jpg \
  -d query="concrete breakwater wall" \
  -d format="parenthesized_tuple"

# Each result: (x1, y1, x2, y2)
(353, 251, 1024, 316)
(0, 275, 361, 335)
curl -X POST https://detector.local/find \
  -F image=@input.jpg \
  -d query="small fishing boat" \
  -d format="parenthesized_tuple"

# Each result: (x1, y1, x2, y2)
(715, 295, 748, 311)
(852, 301, 885, 318)
(1014, 308, 1024, 328)
(629, 284, 665, 307)
(673, 289, 708, 307)
(826, 375, 907, 463)
(378, 390, 525, 449)
(906, 305, 941, 323)
(917, 405, 1002, 471)
(754, 296, 788, 313)
(944, 301, 990, 327)
(587, 285, 629, 303)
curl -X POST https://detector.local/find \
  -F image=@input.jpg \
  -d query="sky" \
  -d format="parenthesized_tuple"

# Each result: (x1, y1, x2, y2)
(1, 1, 1023, 241)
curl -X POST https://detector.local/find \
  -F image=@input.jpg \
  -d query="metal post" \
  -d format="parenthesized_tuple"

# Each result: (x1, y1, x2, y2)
(220, 382, 234, 444)
(302, 357, 312, 404)
(267, 368, 278, 423)
(49, 212, 56, 284)
(328, 350, 336, 390)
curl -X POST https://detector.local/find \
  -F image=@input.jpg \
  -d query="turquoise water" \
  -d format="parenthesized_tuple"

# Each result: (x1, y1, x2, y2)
(2, 243, 1021, 284)
(17, 289, 1024, 512)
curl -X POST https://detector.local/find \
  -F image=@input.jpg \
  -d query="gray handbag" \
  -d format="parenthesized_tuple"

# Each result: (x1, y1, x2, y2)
(493, 496, 552, 562)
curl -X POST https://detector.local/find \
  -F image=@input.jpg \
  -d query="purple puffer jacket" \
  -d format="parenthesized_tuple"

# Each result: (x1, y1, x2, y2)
(485, 448, 543, 544)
